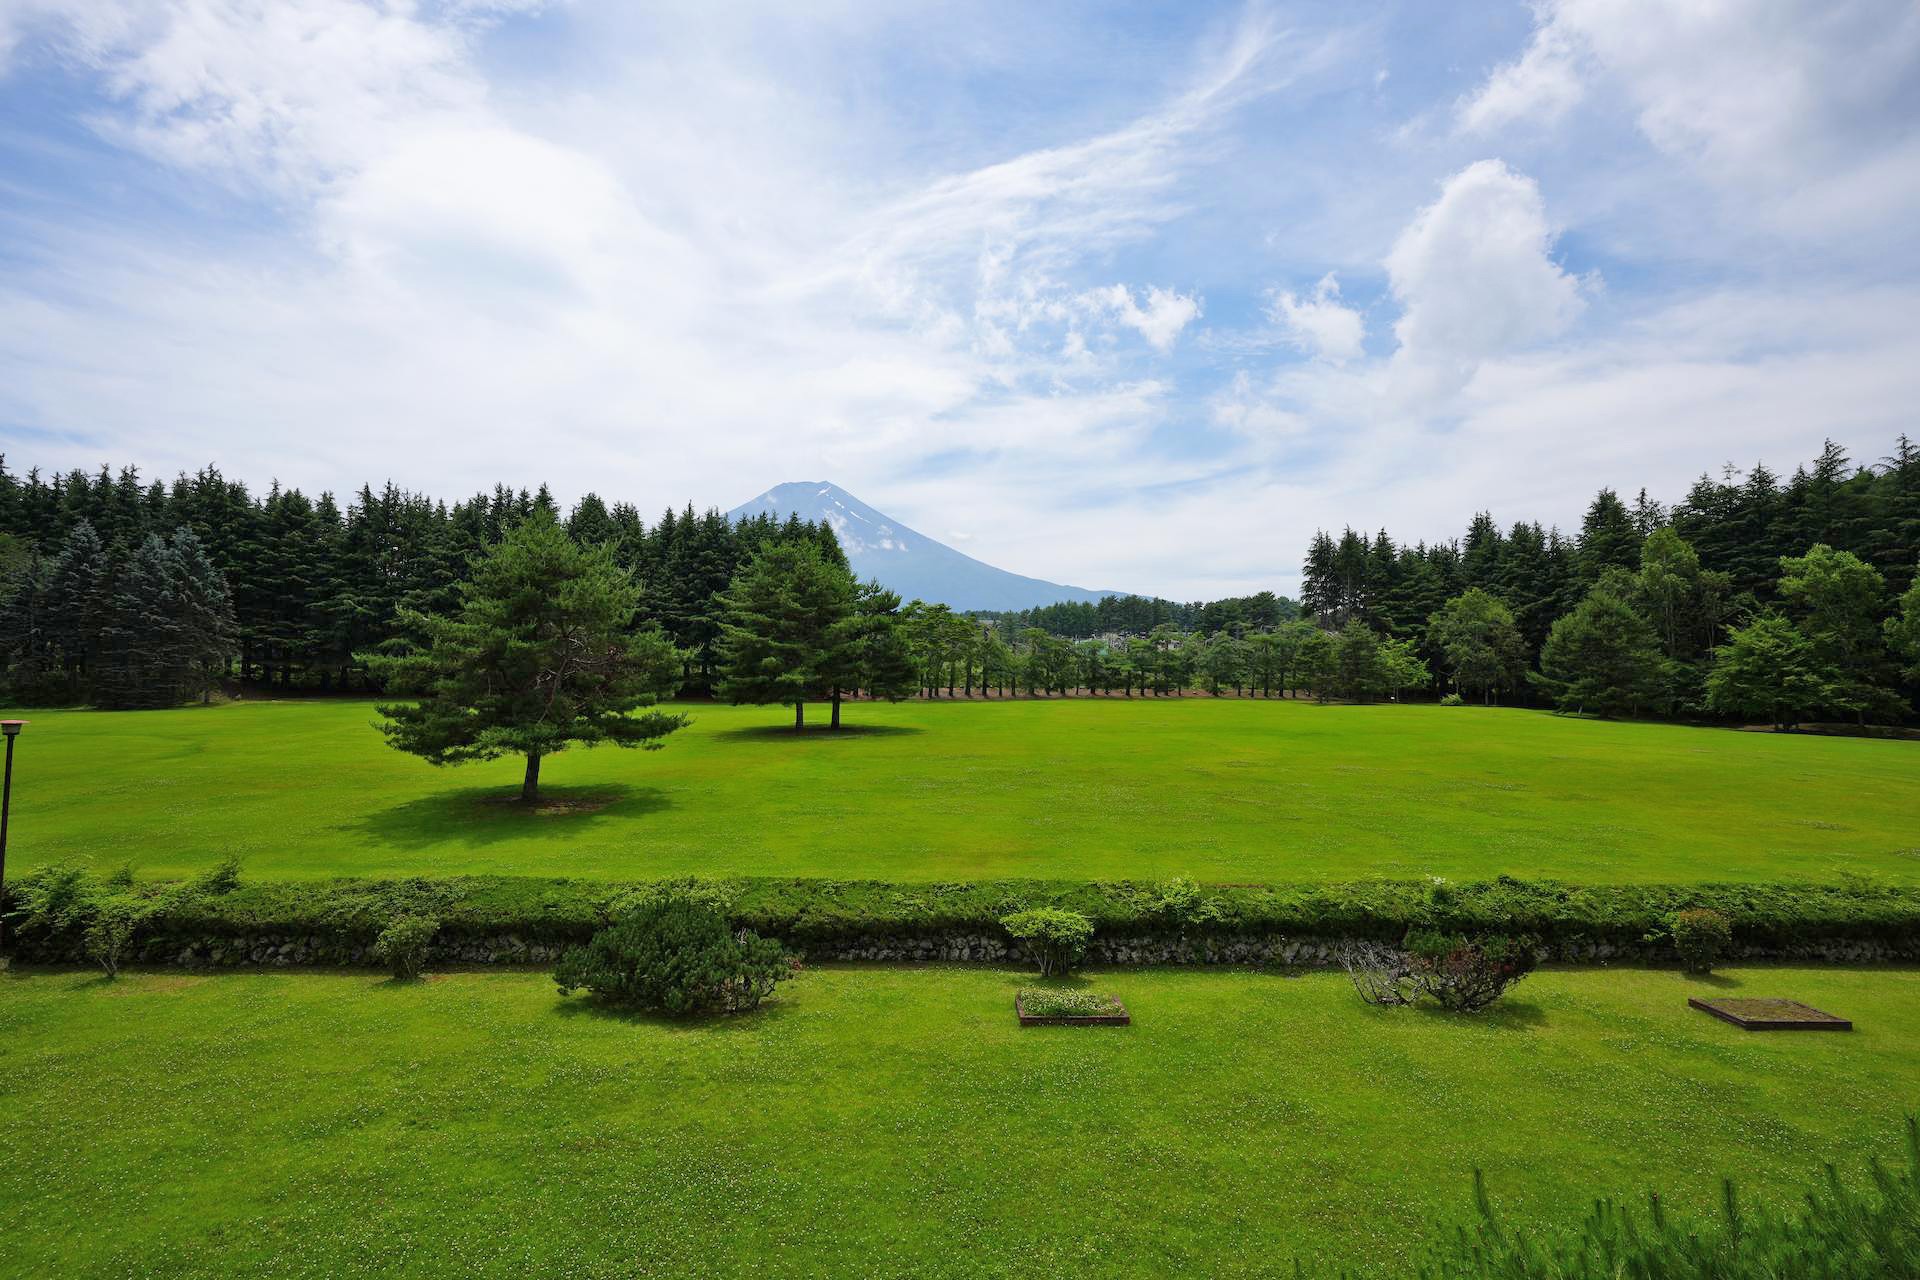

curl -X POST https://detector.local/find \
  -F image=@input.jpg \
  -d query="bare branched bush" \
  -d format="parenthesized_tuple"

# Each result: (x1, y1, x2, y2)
(1335, 939, 1420, 1006)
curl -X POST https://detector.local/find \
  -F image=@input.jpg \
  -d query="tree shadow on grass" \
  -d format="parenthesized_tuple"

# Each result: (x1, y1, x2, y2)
(1682, 971, 1741, 990)
(1410, 998, 1548, 1030)
(344, 783, 672, 848)
(713, 722, 926, 743)
(551, 992, 801, 1031)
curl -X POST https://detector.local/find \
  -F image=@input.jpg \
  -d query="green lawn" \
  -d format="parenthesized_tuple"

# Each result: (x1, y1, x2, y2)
(5, 697, 1918, 883)
(2, 963, 1913, 1277)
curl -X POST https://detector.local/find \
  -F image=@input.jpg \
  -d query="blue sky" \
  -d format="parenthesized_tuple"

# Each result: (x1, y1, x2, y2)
(2, 1, 1917, 598)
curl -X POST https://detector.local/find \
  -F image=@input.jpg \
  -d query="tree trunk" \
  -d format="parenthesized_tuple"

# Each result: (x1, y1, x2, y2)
(794, 701, 805, 732)
(522, 752, 541, 803)
(831, 691, 842, 730)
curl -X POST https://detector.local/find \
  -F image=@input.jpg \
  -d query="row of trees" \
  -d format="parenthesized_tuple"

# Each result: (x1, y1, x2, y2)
(0, 459, 841, 704)
(4, 523, 237, 709)
(1297, 437, 1920, 725)
(6, 434, 1918, 725)
(970, 590, 1298, 640)
(881, 611, 1427, 703)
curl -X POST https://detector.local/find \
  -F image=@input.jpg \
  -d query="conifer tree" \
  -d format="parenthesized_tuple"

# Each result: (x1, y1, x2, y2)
(365, 512, 686, 801)
(714, 539, 854, 731)
(1533, 581, 1667, 717)
(1575, 489, 1643, 584)
(819, 581, 916, 727)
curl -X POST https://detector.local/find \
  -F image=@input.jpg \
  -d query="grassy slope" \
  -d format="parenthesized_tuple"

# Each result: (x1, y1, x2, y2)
(2, 964, 1914, 1278)
(5, 697, 1918, 883)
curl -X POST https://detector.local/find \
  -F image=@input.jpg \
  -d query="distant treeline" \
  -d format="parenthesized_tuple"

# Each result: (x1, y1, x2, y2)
(1296, 436, 1920, 719)
(0, 460, 843, 704)
(957, 436, 1920, 722)
(969, 591, 1298, 639)
(4, 434, 1917, 723)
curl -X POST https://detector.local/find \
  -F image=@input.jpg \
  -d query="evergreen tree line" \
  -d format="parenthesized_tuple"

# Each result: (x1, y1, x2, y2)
(1300, 437, 1920, 723)
(6, 435, 1916, 723)
(970, 590, 1299, 639)
(0, 459, 843, 706)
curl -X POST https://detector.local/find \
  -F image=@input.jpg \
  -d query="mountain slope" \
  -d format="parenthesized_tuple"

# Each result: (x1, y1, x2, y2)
(727, 482, 1120, 611)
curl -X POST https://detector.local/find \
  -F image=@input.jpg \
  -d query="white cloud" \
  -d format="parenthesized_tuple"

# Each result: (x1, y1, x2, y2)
(1268, 273, 1364, 364)
(1457, 19, 1584, 135)
(1081, 283, 1201, 352)
(1385, 159, 1586, 389)
(1456, 0, 1920, 233)
(47, 0, 488, 194)
(0, 1, 1916, 605)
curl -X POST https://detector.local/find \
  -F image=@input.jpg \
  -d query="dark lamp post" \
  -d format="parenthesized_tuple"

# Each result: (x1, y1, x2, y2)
(0, 720, 24, 965)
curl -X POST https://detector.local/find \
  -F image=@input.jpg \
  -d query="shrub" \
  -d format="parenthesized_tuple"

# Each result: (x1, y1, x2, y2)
(372, 914, 439, 979)
(554, 895, 795, 1015)
(189, 856, 243, 897)
(1440, 692, 1466, 707)
(11, 863, 98, 948)
(1000, 908, 1093, 977)
(1334, 939, 1420, 1006)
(84, 896, 149, 978)
(1150, 877, 1224, 928)
(1410, 1116, 1920, 1279)
(8, 873, 1918, 970)
(1405, 930, 1538, 1012)
(1665, 907, 1734, 974)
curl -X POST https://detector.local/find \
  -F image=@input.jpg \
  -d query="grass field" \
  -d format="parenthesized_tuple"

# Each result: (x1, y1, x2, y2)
(5, 696, 1918, 883)
(2, 963, 1913, 1278)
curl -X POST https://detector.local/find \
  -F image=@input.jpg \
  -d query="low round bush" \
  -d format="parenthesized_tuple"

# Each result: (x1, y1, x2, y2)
(1000, 908, 1093, 977)
(1439, 692, 1466, 707)
(372, 914, 439, 979)
(1667, 907, 1733, 974)
(1405, 930, 1538, 1012)
(554, 895, 796, 1015)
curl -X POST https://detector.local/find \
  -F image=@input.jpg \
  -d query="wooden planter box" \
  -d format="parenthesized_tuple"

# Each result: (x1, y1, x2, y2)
(1688, 997, 1852, 1031)
(1015, 993, 1130, 1026)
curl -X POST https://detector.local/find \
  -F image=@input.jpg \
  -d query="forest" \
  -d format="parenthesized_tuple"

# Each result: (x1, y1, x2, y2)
(1, 436, 1917, 725)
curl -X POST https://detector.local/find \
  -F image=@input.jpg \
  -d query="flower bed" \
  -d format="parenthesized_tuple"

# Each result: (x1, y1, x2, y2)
(1015, 988, 1129, 1026)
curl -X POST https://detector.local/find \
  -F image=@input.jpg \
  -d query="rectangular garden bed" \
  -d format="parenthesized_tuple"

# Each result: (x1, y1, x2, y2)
(1688, 997, 1852, 1031)
(1015, 990, 1130, 1026)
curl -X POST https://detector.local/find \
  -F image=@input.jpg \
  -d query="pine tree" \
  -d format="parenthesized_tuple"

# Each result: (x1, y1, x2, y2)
(819, 581, 916, 727)
(364, 512, 686, 801)
(47, 520, 111, 701)
(1333, 621, 1387, 703)
(1533, 583, 1666, 717)
(715, 539, 854, 731)
(1576, 489, 1643, 584)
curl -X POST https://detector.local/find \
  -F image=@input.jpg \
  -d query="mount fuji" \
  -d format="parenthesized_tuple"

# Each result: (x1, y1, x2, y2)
(726, 482, 1121, 611)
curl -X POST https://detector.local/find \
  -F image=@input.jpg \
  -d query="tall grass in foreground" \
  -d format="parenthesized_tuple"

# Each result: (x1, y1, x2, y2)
(1411, 1117, 1919, 1278)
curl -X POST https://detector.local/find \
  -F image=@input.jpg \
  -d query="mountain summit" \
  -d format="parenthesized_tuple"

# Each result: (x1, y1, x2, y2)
(726, 482, 1119, 611)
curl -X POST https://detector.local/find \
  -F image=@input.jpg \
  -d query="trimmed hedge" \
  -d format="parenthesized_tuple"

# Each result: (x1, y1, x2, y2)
(6, 872, 1920, 966)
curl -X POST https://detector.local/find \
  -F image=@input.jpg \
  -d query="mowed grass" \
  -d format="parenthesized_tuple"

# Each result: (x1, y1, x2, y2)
(5, 696, 1919, 882)
(2, 964, 1915, 1278)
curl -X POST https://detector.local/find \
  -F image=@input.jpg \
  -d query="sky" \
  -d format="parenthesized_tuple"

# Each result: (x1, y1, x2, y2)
(1, 0, 1917, 599)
